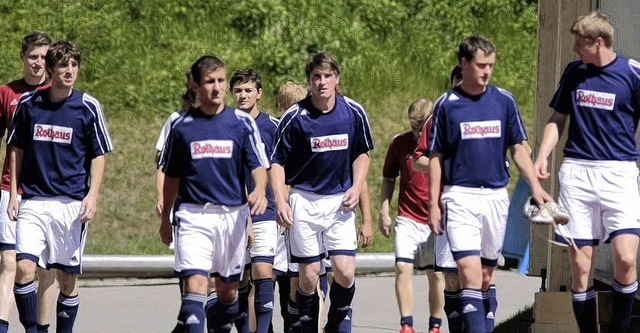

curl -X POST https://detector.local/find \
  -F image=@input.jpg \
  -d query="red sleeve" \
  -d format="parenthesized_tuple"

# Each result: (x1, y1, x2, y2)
(382, 135, 400, 178)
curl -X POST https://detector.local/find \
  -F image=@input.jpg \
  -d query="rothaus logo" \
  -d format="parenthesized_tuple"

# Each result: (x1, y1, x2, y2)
(576, 89, 615, 110)
(460, 120, 501, 140)
(33, 124, 73, 144)
(190, 140, 233, 159)
(310, 134, 348, 152)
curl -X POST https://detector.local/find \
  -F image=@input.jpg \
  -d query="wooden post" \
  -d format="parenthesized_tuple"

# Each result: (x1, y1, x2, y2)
(531, 0, 593, 291)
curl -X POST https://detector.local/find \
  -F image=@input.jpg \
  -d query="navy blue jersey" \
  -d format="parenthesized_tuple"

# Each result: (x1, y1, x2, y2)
(246, 111, 278, 223)
(550, 55, 640, 161)
(163, 106, 270, 206)
(272, 95, 374, 195)
(428, 85, 527, 188)
(8, 88, 113, 200)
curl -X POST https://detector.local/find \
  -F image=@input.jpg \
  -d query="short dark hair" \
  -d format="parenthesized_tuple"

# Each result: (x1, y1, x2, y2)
(458, 35, 496, 64)
(45, 41, 81, 75)
(230, 68, 262, 91)
(21, 31, 51, 55)
(190, 55, 226, 85)
(305, 52, 340, 80)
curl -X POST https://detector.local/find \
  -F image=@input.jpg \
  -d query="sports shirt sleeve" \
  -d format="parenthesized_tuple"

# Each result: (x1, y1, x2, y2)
(83, 95, 114, 157)
(7, 101, 29, 149)
(155, 113, 175, 151)
(549, 61, 578, 115)
(382, 135, 400, 178)
(412, 116, 432, 159)
(240, 112, 270, 171)
(427, 96, 447, 154)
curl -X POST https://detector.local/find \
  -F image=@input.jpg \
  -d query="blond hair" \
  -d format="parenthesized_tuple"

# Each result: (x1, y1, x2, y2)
(571, 11, 614, 48)
(408, 98, 434, 122)
(277, 81, 308, 113)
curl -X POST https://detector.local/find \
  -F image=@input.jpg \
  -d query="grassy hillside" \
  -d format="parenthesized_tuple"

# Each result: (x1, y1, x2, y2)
(0, 0, 539, 254)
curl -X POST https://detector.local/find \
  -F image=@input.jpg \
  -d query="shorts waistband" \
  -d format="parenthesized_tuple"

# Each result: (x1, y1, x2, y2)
(443, 185, 507, 195)
(563, 157, 638, 170)
(290, 188, 344, 200)
(179, 203, 246, 213)
(26, 196, 78, 204)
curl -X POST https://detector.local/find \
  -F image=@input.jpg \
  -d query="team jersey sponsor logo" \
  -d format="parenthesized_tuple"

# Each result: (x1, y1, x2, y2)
(576, 89, 615, 110)
(310, 134, 349, 152)
(33, 124, 73, 144)
(460, 120, 501, 140)
(190, 140, 233, 159)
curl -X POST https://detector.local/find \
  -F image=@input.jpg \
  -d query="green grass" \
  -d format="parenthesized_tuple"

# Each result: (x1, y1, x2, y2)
(0, 1, 539, 254)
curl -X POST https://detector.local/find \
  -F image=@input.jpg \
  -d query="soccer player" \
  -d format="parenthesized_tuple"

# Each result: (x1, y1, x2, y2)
(160, 55, 269, 333)
(271, 52, 374, 333)
(230, 68, 280, 333)
(7, 40, 113, 333)
(427, 35, 552, 333)
(533, 11, 640, 333)
(0, 31, 60, 333)
(379, 97, 446, 333)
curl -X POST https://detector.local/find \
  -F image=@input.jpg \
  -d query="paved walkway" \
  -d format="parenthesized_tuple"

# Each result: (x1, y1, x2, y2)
(7, 270, 541, 332)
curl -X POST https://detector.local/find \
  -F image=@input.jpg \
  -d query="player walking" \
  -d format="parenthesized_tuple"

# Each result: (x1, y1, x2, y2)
(160, 55, 269, 333)
(8, 40, 113, 333)
(534, 12, 640, 333)
(427, 35, 552, 333)
(270, 52, 374, 333)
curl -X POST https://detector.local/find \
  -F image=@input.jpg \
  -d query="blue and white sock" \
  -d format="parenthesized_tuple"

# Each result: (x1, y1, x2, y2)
(400, 315, 413, 327)
(56, 293, 79, 333)
(444, 290, 463, 333)
(213, 295, 239, 333)
(296, 287, 318, 333)
(612, 280, 637, 331)
(572, 288, 597, 333)
(324, 281, 355, 333)
(14, 281, 37, 333)
(205, 290, 218, 332)
(483, 284, 497, 332)
(234, 284, 251, 333)
(287, 297, 301, 333)
(460, 288, 485, 333)
(180, 292, 206, 333)
(254, 278, 274, 333)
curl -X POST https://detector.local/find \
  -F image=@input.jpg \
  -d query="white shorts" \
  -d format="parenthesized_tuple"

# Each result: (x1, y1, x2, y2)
(434, 226, 458, 272)
(174, 203, 249, 282)
(556, 158, 640, 245)
(286, 229, 328, 276)
(250, 220, 279, 262)
(441, 186, 509, 266)
(0, 190, 21, 250)
(288, 189, 357, 263)
(394, 216, 433, 269)
(273, 229, 288, 276)
(16, 197, 87, 274)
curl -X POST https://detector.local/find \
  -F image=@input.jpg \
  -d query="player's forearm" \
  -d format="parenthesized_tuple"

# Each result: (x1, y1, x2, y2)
(536, 112, 567, 161)
(269, 163, 288, 205)
(250, 166, 268, 195)
(9, 147, 23, 199)
(428, 153, 443, 208)
(155, 168, 165, 203)
(358, 180, 373, 223)
(162, 176, 180, 219)
(379, 178, 396, 215)
(351, 152, 371, 194)
(86, 155, 106, 199)
(512, 143, 544, 193)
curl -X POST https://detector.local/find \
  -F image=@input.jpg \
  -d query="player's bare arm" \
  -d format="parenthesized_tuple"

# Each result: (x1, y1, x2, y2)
(511, 142, 553, 205)
(160, 175, 179, 246)
(427, 152, 443, 235)
(534, 111, 568, 179)
(80, 155, 106, 223)
(269, 163, 293, 228)
(248, 166, 268, 215)
(410, 156, 429, 173)
(358, 180, 374, 247)
(7, 146, 23, 221)
(342, 152, 370, 210)
(154, 167, 165, 219)
(378, 177, 396, 237)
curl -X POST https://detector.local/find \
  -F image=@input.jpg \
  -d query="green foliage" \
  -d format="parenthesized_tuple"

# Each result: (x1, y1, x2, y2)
(0, 0, 539, 254)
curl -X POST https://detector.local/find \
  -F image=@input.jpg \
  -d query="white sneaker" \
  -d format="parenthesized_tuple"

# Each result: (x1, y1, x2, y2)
(523, 197, 553, 224)
(546, 202, 570, 225)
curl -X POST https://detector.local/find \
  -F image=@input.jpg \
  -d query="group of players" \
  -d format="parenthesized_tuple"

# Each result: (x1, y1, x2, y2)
(0, 9, 638, 333)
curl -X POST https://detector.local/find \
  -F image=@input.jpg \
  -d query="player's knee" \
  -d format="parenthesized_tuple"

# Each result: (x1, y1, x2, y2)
(0, 252, 17, 274)
(15, 259, 37, 283)
(56, 271, 77, 295)
(615, 252, 637, 273)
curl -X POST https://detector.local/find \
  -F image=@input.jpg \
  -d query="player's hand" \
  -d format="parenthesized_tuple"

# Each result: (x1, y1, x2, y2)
(341, 187, 360, 211)
(248, 190, 267, 215)
(159, 219, 172, 246)
(358, 218, 374, 248)
(534, 157, 550, 180)
(246, 220, 255, 250)
(428, 204, 442, 235)
(80, 193, 98, 223)
(531, 188, 554, 205)
(7, 197, 19, 221)
(378, 213, 392, 238)
(275, 199, 293, 228)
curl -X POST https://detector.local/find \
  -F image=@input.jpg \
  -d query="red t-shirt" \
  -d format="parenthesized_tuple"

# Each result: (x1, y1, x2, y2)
(0, 79, 50, 192)
(382, 118, 433, 224)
